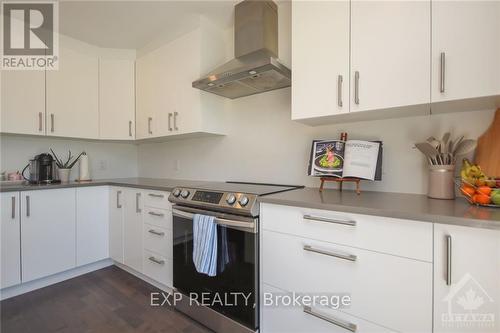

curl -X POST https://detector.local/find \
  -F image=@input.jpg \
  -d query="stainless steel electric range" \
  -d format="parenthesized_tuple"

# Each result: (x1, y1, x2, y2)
(168, 182, 303, 333)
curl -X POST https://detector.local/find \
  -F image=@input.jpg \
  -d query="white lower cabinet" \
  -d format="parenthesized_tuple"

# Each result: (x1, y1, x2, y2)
(76, 187, 109, 266)
(262, 284, 395, 333)
(1, 192, 21, 289)
(261, 203, 433, 333)
(143, 250, 172, 287)
(123, 189, 144, 272)
(20, 189, 76, 282)
(109, 187, 125, 263)
(433, 224, 500, 333)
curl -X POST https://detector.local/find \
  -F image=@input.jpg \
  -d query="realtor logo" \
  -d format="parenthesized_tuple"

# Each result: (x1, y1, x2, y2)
(441, 273, 496, 330)
(1, 1, 58, 70)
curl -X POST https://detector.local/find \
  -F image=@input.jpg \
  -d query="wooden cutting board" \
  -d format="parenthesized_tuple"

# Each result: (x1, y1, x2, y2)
(475, 108, 500, 177)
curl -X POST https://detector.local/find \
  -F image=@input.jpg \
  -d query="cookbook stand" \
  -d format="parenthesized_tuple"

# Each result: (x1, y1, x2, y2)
(318, 132, 362, 195)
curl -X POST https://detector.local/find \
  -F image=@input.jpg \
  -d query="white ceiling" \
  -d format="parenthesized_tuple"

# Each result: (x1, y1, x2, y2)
(59, 1, 238, 50)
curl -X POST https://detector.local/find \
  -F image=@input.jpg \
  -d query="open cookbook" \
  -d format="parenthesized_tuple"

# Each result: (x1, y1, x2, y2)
(308, 140, 383, 180)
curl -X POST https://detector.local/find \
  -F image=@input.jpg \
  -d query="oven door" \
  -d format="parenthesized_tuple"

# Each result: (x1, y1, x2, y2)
(172, 206, 258, 330)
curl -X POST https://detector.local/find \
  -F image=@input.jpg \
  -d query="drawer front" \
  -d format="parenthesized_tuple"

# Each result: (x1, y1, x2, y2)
(143, 207, 172, 229)
(144, 190, 171, 210)
(261, 203, 432, 261)
(262, 230, 432, 333)
(143, 250, 172, 287)
(143, 223, 172, 259)
(262, 284, 396, 333)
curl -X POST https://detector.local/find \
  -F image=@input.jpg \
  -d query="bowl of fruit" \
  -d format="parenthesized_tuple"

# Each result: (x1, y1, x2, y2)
(459, 159, 500, 207)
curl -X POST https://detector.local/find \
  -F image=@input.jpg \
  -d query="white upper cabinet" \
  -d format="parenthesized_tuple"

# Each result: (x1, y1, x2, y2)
(432, 1, 500, 102)
(433, 224, 500, 333)
(1, 70, 46, 135)
(136, 19, 227, 140)
(291, 0, 350, 120)
(46, 36, 99, 139)
(350, 0, 431, 113)
(99, 56, 136, 140)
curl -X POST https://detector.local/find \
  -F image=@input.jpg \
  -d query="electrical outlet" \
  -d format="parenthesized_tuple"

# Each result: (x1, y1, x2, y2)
(99, 160, 107, 171)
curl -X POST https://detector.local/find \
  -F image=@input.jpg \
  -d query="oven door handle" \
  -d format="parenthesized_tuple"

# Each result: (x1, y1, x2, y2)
(172, 209, 256, 233)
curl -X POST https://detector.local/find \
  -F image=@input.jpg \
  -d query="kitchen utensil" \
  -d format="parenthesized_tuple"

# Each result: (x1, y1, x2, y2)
(415, 142, 440, 164)
(475, 108, 500, 177)
(453, 139, 477, 157)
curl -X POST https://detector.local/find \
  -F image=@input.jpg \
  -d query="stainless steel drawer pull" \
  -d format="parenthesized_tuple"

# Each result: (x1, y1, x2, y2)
(440, 52, 446, 93)
(26, 195, 30, 217)
(148, 229, 165, 236)
(148, 193, 164, 198)
(136, 193, 141, 213)
(337, 75, 343, 107)
(50, 113, 55, 132)
(446, 235, 452, 285)
(303, 306, 357, 332)
(354, 71, 360, 105)
(148, 256, 165, 265)
(117, 190, 122, 209)
(173, 111, 178, 131)
(148, 117, 153, 134)
(303, 214, 356, 226)
(11, 196, 16, 219)
(303, 245, 357, 262)
(38, 112, 43, 131)
(129, 120, 133, 137)
(168, 113, 173, 131)
(148, 211, 165, 217)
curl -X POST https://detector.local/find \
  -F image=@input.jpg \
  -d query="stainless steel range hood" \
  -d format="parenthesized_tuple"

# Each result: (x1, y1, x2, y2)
(192, 0, 291, 99)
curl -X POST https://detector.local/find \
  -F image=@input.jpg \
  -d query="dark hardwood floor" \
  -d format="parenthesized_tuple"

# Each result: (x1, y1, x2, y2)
(1, 266, 212, 333)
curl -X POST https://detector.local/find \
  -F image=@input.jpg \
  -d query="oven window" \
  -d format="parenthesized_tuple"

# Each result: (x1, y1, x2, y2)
(173, 214, 258, 329)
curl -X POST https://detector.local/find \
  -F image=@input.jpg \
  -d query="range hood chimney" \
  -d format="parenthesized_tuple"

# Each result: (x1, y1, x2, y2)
(192, 0, 291, 99)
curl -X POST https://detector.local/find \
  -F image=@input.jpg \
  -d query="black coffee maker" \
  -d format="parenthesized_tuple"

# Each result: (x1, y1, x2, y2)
(22, 153, 60, 184)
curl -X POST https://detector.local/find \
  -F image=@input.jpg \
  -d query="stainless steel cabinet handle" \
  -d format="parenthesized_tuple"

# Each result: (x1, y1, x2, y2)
(303, 306, 357, 332)
(129, 120, 132, 137)
(440, 52, 446, 93)
(148, 193, 164, 198)
(173, 111, 178, 130)
(148, 229, 165, 236)
(116, 190, 122, 209)
(303, 245, 357, 262)
(148, 256, 165, 265)
(136, 193, 141, 213)
(38, 112, 43, 132)
(168, 113, 173, 131)
(303, 214, 356, 226)
(148, 117, 152, 134)
(26, 195, 30, 217)
(148, 211, 164, 217)
(337, 75, 343, 107)
(446, 235, 452, 285)
(11, 196, 16, 219)
(50, 114, 54, 132)
(354, 71, 360, 105)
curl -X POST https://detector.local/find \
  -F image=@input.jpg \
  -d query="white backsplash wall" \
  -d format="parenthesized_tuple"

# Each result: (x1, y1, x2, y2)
(1, 135, 138, 180)
(137, 88, 494, 194)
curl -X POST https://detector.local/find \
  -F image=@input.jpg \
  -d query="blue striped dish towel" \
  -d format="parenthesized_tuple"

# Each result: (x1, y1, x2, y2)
(192, 214, 218, 277)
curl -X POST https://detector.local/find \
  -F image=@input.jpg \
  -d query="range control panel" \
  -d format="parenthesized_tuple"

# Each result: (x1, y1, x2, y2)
(191, 191, 223, 204)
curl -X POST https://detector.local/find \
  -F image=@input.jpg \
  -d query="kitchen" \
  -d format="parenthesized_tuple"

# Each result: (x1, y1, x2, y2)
(1, 0, 499, 333)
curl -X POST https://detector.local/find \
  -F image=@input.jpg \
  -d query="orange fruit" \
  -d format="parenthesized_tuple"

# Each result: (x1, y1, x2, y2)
(461, 185, 476, 197)
(473, 193, 491, 205)
(477, 186, 492, 196)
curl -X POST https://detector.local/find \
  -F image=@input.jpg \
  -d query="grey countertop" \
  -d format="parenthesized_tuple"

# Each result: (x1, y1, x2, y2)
(259, 187, 500, 230)
(2, 178, 499, 230)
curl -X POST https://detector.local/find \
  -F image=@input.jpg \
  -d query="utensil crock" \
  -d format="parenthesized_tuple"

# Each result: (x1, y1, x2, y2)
(58, 168, 71, 183)
(428, 165, 455, 200)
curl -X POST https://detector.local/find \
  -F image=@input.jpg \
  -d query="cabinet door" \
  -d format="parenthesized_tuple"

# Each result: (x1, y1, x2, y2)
(434, 224, 500, 333)
(21, 189, 76, 282)
(291, 0, 350, 120)
(1, 192, 21, 289)
(135, 53, 158, 139)
(350, 1, 430, 112)
(99, 58, 135, 140)
(46, 40, 99, 139)
(1, 70, 46, 135)
(432, 1, 500, 102)
(123, 189, 143, 272)
(76, 187, 109, 266)
(109, 187, 124, 263)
